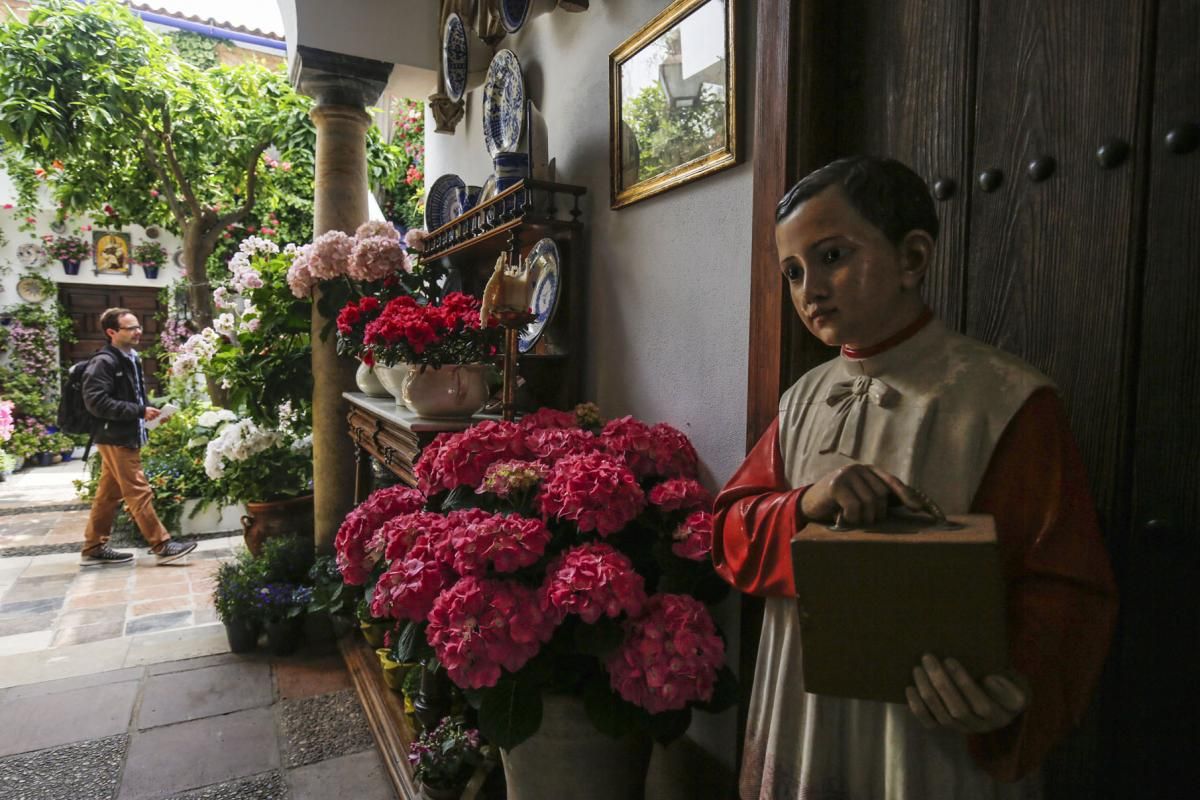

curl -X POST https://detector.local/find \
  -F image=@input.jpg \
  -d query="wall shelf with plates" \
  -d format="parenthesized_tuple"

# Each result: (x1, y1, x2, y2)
(423, 178, 587, 411)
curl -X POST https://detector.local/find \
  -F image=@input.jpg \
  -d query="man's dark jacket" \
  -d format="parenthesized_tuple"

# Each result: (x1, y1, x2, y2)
(82, 344, 146, 448)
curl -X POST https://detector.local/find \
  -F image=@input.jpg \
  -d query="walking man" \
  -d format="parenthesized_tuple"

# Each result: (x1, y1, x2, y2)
(80, 307, 196, 566)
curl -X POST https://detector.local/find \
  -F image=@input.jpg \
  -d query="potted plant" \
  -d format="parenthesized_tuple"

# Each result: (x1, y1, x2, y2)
(408, 716, 487, 800)
(44, 233, 90, 274)
(214, 554, 266, 653)
(334, 405, 737, 799)
(361, 292, 502, 418)
(254, 581, 313, 656)
(307, 554, 361, 635)
(0, 449, 16, 481)
(132, 240, 167, 279)
(202, 409, 314, 555)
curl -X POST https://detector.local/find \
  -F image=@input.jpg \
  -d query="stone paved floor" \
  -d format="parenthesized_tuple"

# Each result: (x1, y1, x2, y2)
(0, 643, 398, 800)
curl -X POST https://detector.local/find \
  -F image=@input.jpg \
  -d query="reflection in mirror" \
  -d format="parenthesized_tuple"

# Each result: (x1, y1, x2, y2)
(619, 0, 727, 184)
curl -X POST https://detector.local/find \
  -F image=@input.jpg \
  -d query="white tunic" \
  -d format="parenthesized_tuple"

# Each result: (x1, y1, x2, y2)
(742, 319, 1050, 800)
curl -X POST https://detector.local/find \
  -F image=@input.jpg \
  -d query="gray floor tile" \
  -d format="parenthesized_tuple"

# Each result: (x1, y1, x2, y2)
(51, 619, 127, 648)
(56, 605, 127, 627)
(138, 661, 274, 729)
(0, 612, 57, 636)
(119, 707, 279, 800)
(0, 596, 65, 615)
(287, 748, 397, 800)
(166, 770, 288, 800)
(0, 666, 144, 701)
(147, 651, 260, 676)
(279, 689, 374, 768)
(0, 733, 127, 800)
(125, 610, 193, 636)
(0, 679, 139, 757)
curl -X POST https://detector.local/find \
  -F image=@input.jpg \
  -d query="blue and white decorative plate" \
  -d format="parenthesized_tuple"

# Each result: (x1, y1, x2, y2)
(520, 238, 561, 353)
(478, 174, 498, 204)
(425, 174, 466, 231)
(500, 0, 533, 34)
(442, 12, 469, 103)
(482, 50, 525, 158)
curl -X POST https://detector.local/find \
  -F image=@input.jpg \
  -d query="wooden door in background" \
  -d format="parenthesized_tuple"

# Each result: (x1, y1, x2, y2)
(58, 285, 164, 397)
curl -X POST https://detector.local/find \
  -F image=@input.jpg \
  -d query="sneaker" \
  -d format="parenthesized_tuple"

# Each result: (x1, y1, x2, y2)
(80, 545, 135, 567)
(151, 540, 198, 565)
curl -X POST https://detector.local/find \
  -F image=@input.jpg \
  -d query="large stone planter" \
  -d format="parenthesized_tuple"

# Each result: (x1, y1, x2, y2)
(179, 499, 243, 535)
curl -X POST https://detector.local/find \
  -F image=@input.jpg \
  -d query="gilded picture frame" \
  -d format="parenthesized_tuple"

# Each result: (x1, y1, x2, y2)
(609, 0, 737, 209)
(92, 231, 132, 275)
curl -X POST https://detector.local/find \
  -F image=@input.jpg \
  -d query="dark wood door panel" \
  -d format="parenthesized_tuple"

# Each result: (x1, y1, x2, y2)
(1118, 0, 1200, 795)
(966, 0, 1147, 521)
(59, 285, 164, 395)
(833, 0, 975, 329)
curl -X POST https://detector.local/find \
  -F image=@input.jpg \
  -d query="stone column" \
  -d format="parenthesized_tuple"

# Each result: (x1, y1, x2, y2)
(294, 50, 391, 554)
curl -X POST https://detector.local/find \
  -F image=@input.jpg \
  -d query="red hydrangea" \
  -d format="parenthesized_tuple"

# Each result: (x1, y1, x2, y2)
(371, 538, 453, 621)
(518, 407, 578, 430)
(605, 594, 725, 714)
(538, 452, 645, 537)
(415, 421, 528, 494)
(600, 417, 699, 480)
(648, 479, 712, 513)
(672, 511, 713, 562)
(379, 511, 455, 562)
(334, 486, 425, 585)
(539, 543, 647, 624)
(524, 427, 600, 462)
(448, 510, 551, 575)
(427, 577, 557, 689)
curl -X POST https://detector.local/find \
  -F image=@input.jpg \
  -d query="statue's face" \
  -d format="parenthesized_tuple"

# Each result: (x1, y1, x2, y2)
(775, 186, 923, 349)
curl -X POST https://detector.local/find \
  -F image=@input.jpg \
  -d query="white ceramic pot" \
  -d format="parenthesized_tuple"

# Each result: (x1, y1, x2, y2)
(374, 363, 413, 408)
(355, 361, 391, 398)
(403, 364, 490, 419)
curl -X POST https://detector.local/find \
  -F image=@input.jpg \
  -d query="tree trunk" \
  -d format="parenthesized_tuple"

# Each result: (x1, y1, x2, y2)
(182, 222, 229, 407)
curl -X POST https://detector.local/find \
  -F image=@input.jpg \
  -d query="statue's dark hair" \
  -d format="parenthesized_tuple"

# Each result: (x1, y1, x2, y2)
(775, 156, 939, 244)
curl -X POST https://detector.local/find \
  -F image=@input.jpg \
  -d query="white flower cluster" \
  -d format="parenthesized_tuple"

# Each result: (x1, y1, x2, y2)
(204, 418, 283, 480)
(171, 329, 221, 377)
(196, 409, 238, 428)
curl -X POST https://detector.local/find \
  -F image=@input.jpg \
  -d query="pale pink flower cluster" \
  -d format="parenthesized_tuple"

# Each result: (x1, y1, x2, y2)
(0, 400, 14, 442)
(426, 577, 557, 689)
(672, 511, 713, 561)
(286, 243, 316, 298)
(307, 230, 354, 280)
(349, 235, 410, 281)
(356, 220, 400, 241)
(537, 452, 646, 537)
(539, 543, 646, 624)
(170, 329, 220, 377)
(404, 228, 429, 253)
(476, 460, 548, 499)
(606, 594, 725, 713)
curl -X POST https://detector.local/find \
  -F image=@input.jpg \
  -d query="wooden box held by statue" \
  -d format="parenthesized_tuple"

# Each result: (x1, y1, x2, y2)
(790, 513, 1007, 704)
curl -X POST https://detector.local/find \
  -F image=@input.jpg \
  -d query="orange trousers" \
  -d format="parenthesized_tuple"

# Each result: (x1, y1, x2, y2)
(83, 444, 170, 554)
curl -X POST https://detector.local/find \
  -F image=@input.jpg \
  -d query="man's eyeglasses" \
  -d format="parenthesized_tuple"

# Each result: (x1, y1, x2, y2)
(119, 325, 143, 332)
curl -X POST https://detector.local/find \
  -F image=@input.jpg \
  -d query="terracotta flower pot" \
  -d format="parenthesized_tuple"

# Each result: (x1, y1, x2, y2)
(240, 494, 314, 556)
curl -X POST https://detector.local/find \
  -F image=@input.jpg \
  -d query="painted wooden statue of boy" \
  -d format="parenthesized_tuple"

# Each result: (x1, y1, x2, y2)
(713, 157, 1117, 799)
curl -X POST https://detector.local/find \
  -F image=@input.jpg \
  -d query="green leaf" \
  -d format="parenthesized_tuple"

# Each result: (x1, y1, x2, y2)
(478, 677, 543, 750)
(394, 619, 422, 663)
(645, 707, 692, 745)
(583, 677, 638, 738)
(573, 619, 625, 659)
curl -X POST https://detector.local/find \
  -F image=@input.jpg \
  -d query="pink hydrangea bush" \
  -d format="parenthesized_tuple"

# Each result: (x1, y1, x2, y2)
(537, 452, 645, 537)
(539, 543, 647, 624)
(333, 485, 424, 585)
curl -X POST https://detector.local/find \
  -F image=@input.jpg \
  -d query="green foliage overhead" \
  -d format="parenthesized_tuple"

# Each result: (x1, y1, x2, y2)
(167, 30, 218, 70)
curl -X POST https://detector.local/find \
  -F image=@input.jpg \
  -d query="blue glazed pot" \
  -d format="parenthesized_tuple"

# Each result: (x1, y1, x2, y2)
(142, 265, 160, 279)
(61, 259, 81, 275)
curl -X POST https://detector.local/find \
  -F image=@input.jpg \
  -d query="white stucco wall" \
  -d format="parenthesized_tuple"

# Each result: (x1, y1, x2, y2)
(424, 1, 756, 770)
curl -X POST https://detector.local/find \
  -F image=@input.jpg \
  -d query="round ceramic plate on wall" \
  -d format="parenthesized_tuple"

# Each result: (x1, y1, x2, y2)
(482, 49, 525, 158)
(173, 248, 185, 267)
(520, 237, 561, 353)
(16, 276, 48, 303)
(424, 174, 466, 231)
(442, 12, 469, 103)
(17, 243, 45, 268)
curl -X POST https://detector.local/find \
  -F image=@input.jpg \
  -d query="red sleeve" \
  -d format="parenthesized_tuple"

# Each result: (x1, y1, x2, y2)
(966, 387, 1118, 781)
(712, 418, 808, 598)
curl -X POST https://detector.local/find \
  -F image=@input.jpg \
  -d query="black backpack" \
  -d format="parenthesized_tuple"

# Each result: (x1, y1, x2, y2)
(56, 350, 114, 436)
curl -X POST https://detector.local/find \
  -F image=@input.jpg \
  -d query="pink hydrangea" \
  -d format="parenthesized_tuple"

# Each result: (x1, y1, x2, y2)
(286, 245, 315, 299)
(371, 538, 453, 621)
(307, 229, 354, 279)
(672, 511, 713, 561)
(524, 427, 600, 462)
(356, 220, 400, 241)
(648, 479, 712, 513)
(404, 228, 429, 252)
(333, 486, 425, 585)
(378, 511, 454, 562)
(476, 460, 548, 499)
(427, 577, 557, 689)
(350, 235, 411, 281)
(448, 510, 551, 575)
(518, 407, 578, 431)
(538, 452, 645, 537)
(415, 421, 529, 494)
(600, 417, 699, 480)
(539, 543, 647, 624)
(606, 594, 725, 714)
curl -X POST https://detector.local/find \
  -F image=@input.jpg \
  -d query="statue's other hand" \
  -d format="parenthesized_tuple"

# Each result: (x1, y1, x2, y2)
(799, 463, 924, 525)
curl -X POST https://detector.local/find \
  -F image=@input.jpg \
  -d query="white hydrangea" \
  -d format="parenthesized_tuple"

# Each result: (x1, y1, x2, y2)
(197, 409, 238, 428)
(204, 418, 283, 480)
(238, 236, 280, 258)
(213, 313, 236, 338)
(170, 329, 221, 377)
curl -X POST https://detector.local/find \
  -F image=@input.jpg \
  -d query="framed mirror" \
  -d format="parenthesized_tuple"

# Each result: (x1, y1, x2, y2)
(609, 0, 737, 209)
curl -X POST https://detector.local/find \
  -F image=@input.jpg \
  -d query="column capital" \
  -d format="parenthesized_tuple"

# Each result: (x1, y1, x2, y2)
(291, 45, 391, 109)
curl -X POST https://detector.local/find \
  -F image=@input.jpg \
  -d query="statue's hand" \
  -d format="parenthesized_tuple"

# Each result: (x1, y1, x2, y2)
(906, 654, 1029, 734)
(799, 463, 924, 525)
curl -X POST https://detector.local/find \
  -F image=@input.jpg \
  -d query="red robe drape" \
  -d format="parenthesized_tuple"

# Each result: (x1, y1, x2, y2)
(713, 387, 1118, 782)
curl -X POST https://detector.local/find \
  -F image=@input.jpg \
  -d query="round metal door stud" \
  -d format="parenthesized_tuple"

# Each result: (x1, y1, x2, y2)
(932, 177, 957, 201)
(1095, 139, 1130, 169)
(1026, 156, 1056, 182)
(977, 168, 1003, 193)
(1165, 123, 1199, 155)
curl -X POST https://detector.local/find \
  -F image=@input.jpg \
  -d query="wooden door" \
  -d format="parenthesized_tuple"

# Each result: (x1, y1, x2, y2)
(58, 285, 165, 396)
